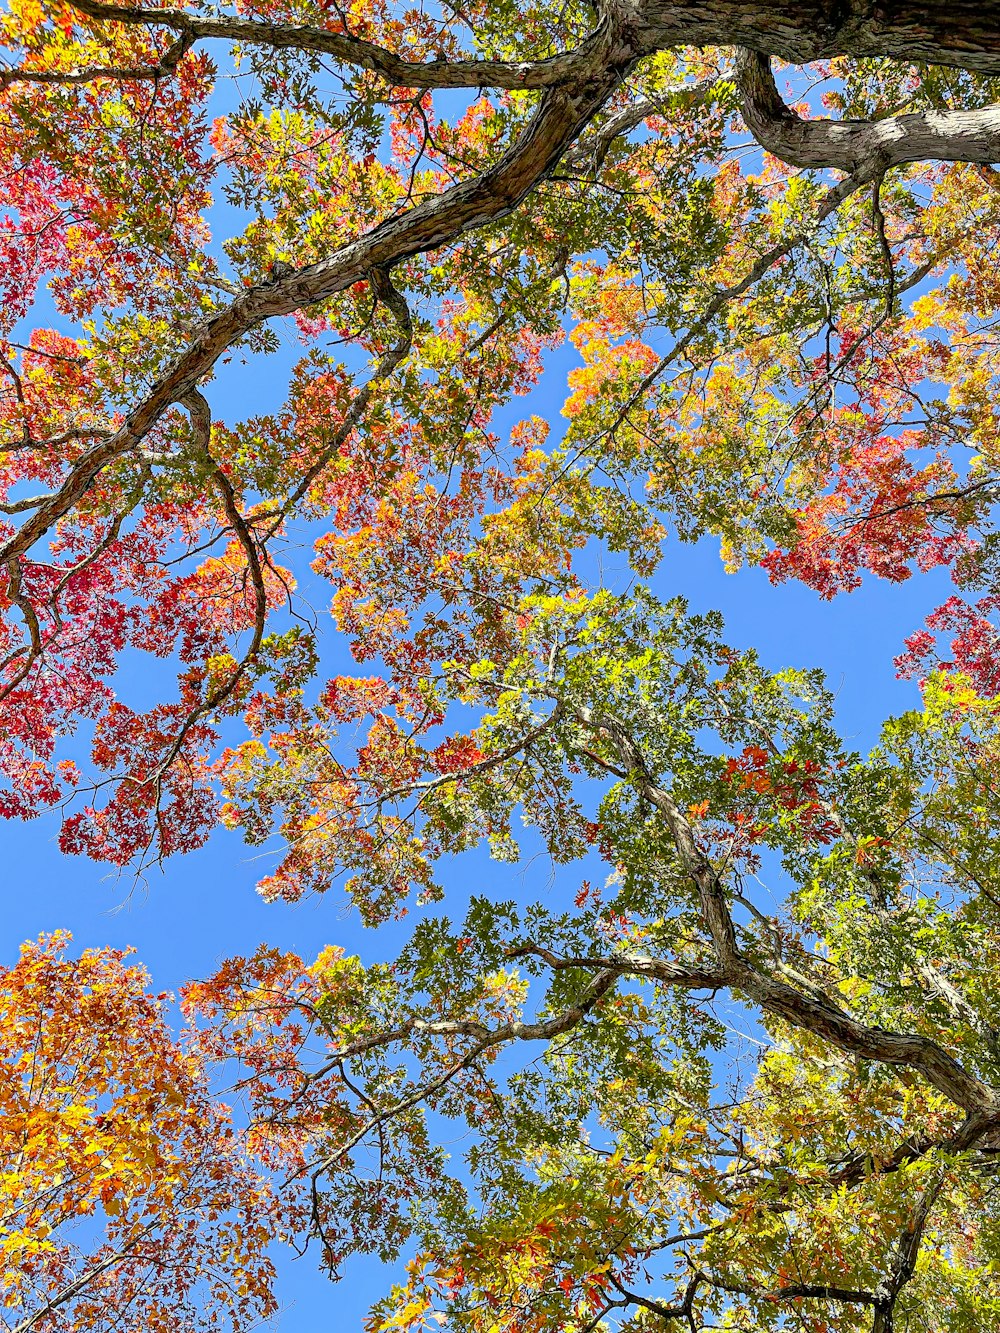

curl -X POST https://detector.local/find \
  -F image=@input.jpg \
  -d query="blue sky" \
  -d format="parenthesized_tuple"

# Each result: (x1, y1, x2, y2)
(3, 350, 952, 1326)
(7, 260, 956, 1329)
(3, 58, 965, 1330)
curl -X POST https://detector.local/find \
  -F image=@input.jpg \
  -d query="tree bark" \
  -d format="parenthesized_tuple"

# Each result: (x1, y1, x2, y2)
(736, 47, 1000, 173)
(65, 0, 1000, 81)
(636, 0, 1000, 74)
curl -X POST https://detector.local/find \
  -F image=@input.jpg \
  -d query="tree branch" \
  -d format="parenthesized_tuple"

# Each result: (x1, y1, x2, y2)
(0, 24, 634, 570)
(0, 31, 194, 87)
(736, 48, 1000, 172)
(64, 0, 598, 90)
(872, 1172, 944, 1333)
(571, 704, 1000, 1118)
(293, 965, 620, 1183)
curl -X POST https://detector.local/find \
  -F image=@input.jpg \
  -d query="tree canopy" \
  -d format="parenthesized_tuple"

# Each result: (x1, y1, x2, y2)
(5, 0, 1000, 1329)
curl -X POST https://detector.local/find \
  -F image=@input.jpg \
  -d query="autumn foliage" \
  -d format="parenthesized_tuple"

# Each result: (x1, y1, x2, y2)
(0, 934, 279, 1330)
(7, 0, 1000, 1328)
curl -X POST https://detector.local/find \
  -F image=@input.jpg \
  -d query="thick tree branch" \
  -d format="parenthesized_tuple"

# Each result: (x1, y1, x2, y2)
(738, 716, 1000, 1058)
(520, 939, 1000, 1192)
(0, 26, 635, 570)
(736, 48, 1000, 172)
(572, 704, 1000, 1118)
(64, 0, 598, 90)
(64, 0, 1000, 79)
(639, 0, 1000, 75)
(703, 1272, 879, 1307)
(2, 558, 42, 684)
(508, 943, 725, 991)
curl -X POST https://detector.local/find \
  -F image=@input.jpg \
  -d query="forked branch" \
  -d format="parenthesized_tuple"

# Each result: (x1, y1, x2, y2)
(735, 48, 1000, 172)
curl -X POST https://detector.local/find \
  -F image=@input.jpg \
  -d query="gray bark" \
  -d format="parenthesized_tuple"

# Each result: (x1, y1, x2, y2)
(736, 48, 1000, 173)
(64, 0, 1000, 79)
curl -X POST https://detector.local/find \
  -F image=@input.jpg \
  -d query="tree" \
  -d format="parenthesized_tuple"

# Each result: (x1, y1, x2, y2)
(0, 933, 281, 1331)
(4, 0, 1000, 1326)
